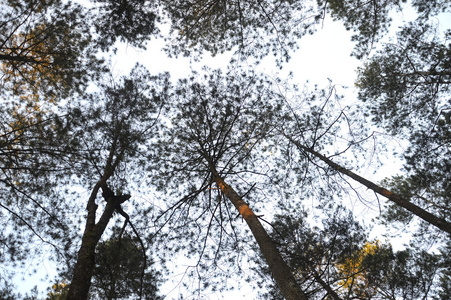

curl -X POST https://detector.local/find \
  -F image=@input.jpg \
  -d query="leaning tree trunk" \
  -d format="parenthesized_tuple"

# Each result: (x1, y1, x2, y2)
(285, 135, 451, 235)
(208, 164, 308, 300)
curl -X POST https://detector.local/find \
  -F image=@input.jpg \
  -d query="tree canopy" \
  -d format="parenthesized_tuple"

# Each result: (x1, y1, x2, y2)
(0, 0, 450, 299)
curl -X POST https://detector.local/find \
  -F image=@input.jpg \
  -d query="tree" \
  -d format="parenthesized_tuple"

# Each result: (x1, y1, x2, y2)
(356, 16, 451, 236)
(60, 65, 168, 299)
(265, 71, 451, 236)
(283, 133, 451, 234)
(151, 68, 308, 299)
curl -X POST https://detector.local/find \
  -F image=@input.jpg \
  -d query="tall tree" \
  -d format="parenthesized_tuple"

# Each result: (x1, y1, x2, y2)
(60, 65, 168, 299)
(269, 74, 451, 235)
(356, 18, 451, 236)
(283, 133, 451, 234)
(151, 68, 309, 299)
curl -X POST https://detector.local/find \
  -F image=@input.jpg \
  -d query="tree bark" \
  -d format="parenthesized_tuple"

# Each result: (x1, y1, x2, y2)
(209, 165, 308, 300)
(286, 135, 451, 235)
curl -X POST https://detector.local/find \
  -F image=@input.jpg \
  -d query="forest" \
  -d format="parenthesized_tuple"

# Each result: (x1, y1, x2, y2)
(0, 0, 450, 299)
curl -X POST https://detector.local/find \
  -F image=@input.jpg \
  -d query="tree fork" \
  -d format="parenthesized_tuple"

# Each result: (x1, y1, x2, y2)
(286, 135, 451, 235)
(67, 161, 123, 299)
(210, 169, 308, 300)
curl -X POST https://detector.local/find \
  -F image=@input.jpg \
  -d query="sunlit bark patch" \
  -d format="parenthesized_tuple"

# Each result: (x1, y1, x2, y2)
(238, 205, 254, 219)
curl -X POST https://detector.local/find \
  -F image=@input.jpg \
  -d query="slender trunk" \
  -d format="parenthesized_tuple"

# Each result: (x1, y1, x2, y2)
(209, 167, 308, 300)
(286, 135, 451, 235)
(66, 187, 117, 300)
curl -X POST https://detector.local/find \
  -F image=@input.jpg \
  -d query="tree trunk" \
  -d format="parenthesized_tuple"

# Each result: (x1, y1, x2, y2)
(66, 226, 99, 299)
(66, 185, 117, 300)
(286, 135, 451, 235)
(210, 167, 308, 300)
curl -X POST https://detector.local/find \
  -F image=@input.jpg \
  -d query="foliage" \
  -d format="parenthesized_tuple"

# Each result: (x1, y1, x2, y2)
(317, 0, 403, 59)
(254, 207, 449, 299)
(0, 0, 104, 102)
(160, 0, 450, 63)
(351, 243, 446, 299)
(0, 103, 79, 264)
(357, 17, 451, 236)
(90, 233, 162, 300)
(336, 240, 381, 296)
(160, 0, 320, 65)
(46, 280, 69, 300)
(318, 0, 450, 58)
(92, 0, 157, 51)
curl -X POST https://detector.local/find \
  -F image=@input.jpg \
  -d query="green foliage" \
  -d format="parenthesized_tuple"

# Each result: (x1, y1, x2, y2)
(90, 234, 162, 300)
(318, 0, 404, 59)
(153, 67, 285, 196)
(357, 18, 451, 236)
(160, 0, 321, 65)
(92, 0, 157, 51)
(357, 23, 451, 131)
(160, 0, 449, 63)
(318, 0, 450, 59)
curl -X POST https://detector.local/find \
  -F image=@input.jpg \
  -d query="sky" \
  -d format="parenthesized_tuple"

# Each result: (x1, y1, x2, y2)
(10, 3, 451, 299)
